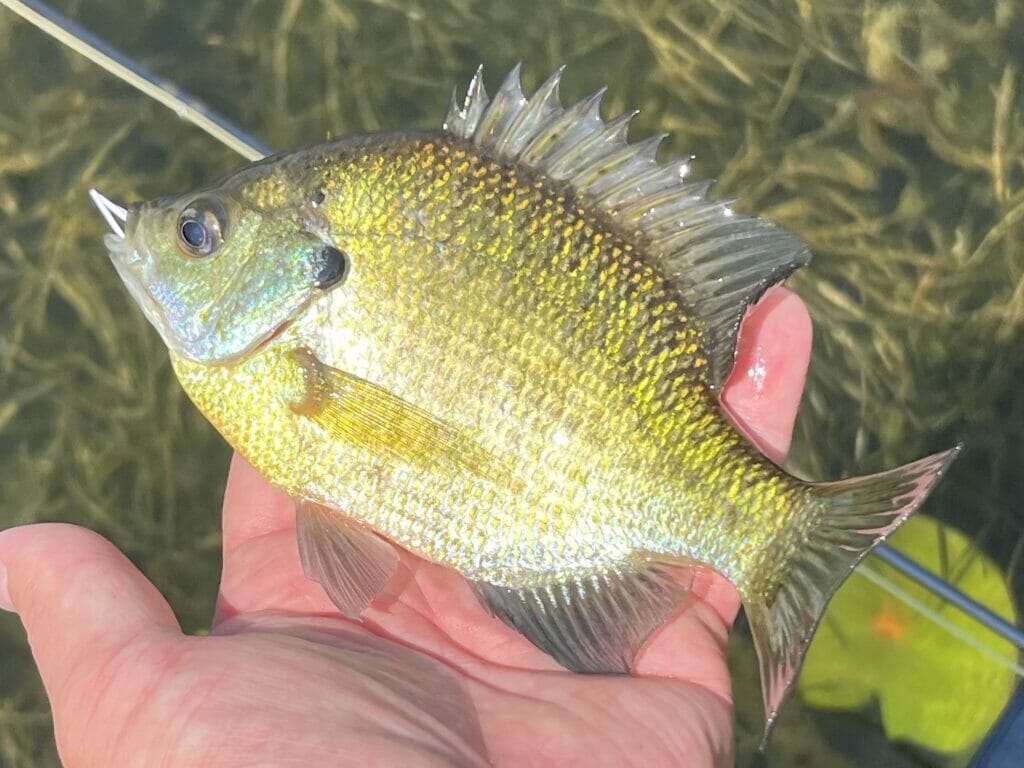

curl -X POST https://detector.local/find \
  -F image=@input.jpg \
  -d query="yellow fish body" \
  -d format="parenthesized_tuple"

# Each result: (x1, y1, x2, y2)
(94, 66, 958, 734)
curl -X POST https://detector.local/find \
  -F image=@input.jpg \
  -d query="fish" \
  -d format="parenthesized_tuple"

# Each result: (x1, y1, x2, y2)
(91, 64, 959, 737)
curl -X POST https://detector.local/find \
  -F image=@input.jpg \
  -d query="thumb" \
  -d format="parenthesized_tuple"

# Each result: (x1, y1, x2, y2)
(0, 524, 180, 740)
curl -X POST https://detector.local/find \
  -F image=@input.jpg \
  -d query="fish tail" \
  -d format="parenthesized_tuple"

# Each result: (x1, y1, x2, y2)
(744, 444, 961, 746)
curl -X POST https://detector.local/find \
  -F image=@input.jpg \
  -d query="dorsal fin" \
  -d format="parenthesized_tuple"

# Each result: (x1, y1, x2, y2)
(444, 65, 812, 389)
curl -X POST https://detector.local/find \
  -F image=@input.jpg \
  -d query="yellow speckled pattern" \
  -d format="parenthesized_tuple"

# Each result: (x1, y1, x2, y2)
(103, 67, 958, 733)
(170, 134, 810, 601)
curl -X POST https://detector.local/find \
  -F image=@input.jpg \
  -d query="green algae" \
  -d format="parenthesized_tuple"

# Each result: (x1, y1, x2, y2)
(1, 1, 1022, 765)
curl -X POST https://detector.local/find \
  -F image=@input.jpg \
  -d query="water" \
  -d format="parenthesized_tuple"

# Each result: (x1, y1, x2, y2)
(0, 1, 1021, 765)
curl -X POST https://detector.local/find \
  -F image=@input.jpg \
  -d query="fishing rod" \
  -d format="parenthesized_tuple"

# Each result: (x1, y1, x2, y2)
(0, 0, 272, 161)
(3, 0, 1021, 657)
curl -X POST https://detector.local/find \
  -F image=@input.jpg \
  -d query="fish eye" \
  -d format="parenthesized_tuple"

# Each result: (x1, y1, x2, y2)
(177, 196, 229, 257)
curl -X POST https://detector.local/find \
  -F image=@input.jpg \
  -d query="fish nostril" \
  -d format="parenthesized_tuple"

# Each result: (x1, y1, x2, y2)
(314, 245, 348, 289)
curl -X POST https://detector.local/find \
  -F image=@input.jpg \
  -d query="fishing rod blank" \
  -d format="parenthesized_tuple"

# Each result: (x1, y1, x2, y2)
(0, 0, 273, 161)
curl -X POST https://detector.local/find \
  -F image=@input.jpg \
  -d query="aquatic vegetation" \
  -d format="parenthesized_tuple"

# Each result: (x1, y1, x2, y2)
(1, 0, 1022, 766)
(799, 515, 1019, 754)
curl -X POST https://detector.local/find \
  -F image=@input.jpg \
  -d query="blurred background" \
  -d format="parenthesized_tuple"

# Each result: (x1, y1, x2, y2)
(0, 0, 1021, 765)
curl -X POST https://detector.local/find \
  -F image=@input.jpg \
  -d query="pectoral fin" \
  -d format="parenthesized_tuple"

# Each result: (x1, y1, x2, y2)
(286, 347, 506, 481)
(296, 500, 400, 618)
(472, 564, 694, 673)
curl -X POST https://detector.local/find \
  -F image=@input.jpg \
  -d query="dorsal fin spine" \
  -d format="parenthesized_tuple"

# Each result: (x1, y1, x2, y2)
(589, 140, 669, 204)
(493, 66, 565, 157)
(524, 88, 607, 169)
(473, 62, 526, 146)
(544, 111, 629, 179)
(545, 111, 638, 183)
(443, 66, 811, 388)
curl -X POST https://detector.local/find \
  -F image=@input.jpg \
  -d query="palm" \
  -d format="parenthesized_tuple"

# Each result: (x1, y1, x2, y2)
(201, 457, 738, 767)
(0, 288, 810, 767)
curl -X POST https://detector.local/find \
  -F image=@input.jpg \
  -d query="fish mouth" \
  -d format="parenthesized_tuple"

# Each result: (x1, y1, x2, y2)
(89, 189, 128, 239)
(90, 188, 137, 260)
(90, 188, 176, 348)
(90, 188, 304, 364)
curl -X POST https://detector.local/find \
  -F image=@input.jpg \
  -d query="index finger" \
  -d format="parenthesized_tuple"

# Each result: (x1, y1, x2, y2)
(634, 286, 812, 691)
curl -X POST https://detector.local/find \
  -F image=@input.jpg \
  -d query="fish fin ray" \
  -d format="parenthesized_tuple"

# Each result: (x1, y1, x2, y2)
(286, 347, 506, 481)
(444, 65, 811, 388)
(745, 445, 961, 745)
(471, 62, 527, 147)
(296, 499, 400, 618)
(472, 563, 693, 673)
(444, 65, 489, 139)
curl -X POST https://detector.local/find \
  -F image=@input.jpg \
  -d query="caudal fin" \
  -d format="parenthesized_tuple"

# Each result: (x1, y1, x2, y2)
(745, 445, 961, 744)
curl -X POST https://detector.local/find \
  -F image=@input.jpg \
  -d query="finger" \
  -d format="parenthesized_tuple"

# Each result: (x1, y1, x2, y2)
(637, 287, 812, 685)
(0, 523, 179, 705)
(632, 568, 738, 701)
(721, 286, 813, 465)
(216, 454, 335, 623)
(368, 555, 566, 673)
(220, 452, 295, 558)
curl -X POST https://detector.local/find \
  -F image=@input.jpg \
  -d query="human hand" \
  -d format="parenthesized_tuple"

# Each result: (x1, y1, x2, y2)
(0, 287, 811, 767)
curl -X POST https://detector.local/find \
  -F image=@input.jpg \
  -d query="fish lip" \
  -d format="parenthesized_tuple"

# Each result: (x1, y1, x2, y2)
(90, 189, 177, 350)
(106, 241, 174, 344)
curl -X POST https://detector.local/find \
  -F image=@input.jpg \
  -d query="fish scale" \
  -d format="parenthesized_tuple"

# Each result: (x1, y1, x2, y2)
(178, 137, 695, 577)
(97, 65, 959, 738)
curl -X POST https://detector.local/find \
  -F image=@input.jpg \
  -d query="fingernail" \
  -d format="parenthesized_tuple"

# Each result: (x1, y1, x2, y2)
(0, 559, 12, 612)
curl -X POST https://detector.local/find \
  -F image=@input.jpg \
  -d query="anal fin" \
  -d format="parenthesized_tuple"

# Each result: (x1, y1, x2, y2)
(472, 564, 693, 673)
(296, 500, 400, 618)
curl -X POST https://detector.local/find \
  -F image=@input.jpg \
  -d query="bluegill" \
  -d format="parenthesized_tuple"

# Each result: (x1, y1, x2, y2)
(92, 65, 958, 735)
